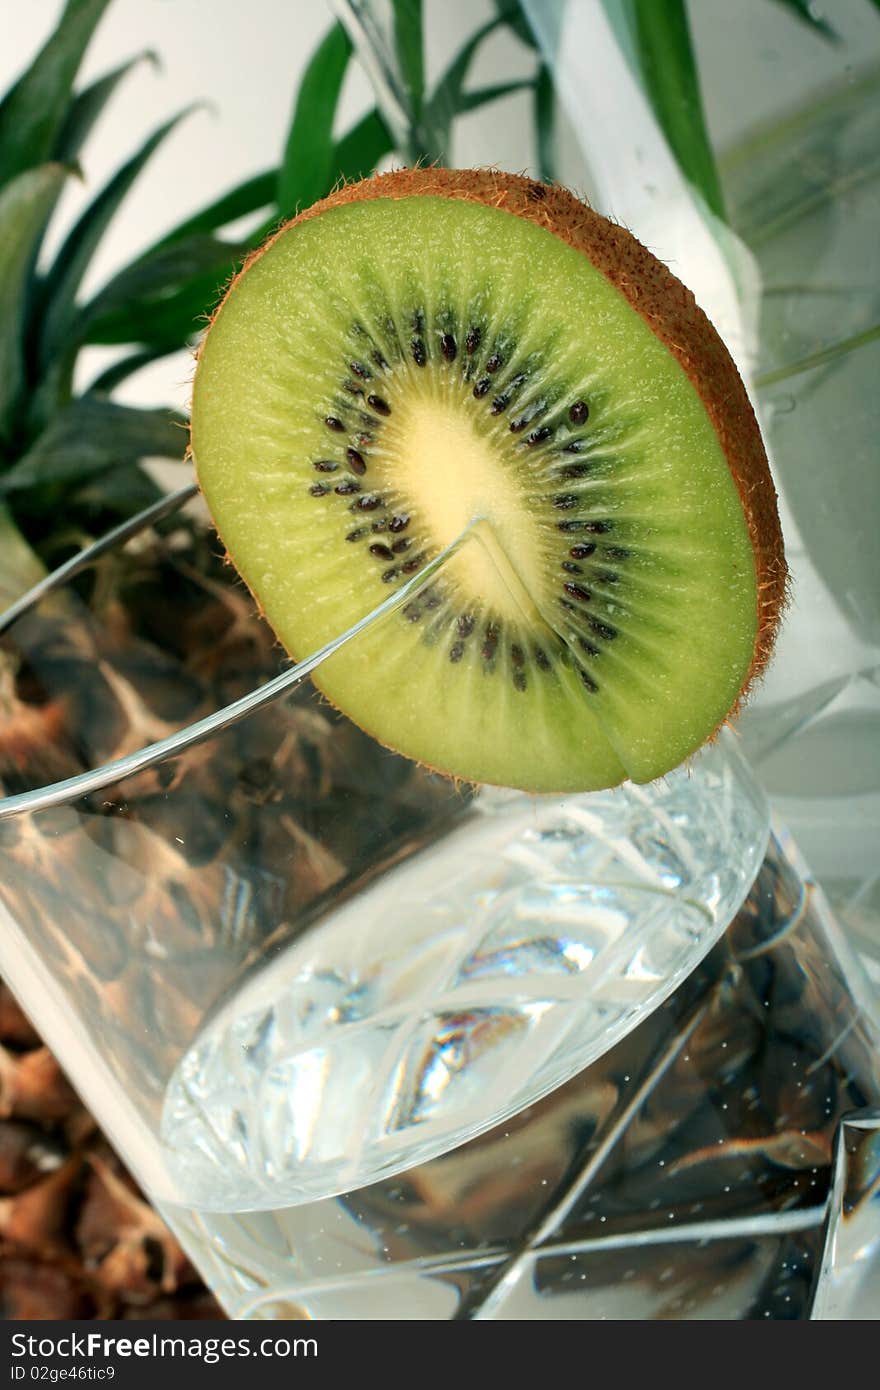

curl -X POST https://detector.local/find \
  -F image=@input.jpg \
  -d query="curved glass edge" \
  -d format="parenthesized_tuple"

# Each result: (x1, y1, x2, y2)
(0, 494, 472, 821)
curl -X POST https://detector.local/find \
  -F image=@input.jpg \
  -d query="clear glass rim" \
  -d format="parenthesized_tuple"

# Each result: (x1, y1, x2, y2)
(0, 482, 470, 821)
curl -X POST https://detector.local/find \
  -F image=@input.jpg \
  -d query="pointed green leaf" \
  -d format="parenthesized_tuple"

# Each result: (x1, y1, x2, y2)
(1, 398, 186, 496)
(492, 0, 538, 49)
(38, 105, 202, 368)
(78, 233, 248, 348)
(277, 24, 353, 217)
(81, 233, 244, 324)
(0, 164, 69, 444)
(534, 63, 556, 182)
(622, 0, 726, 222)
(0, 0, 111, 186)
(334, 109, 394, 182)
(768, 0, 839, 42)
(54, 50, 160, 164)
(425, 18, 502, 139)
(152, 169, 275, 249)
(391, 0, 425, 126)
(457, 79, 534, 114)
(82, 265, 242, 350)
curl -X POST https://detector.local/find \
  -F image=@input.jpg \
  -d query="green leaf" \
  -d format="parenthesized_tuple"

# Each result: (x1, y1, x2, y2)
(334, 109, 394, 182)
(457, 79, 534, 114)
(1, 398, 186, 496)
(492, 0, 538, 49)
(391, 0, 425, 127)
(426, 18, 502, 141)
(54, 50, 160, 164)
(81, 233, 244, 325)
(0, 164, 69, 444)
(82, 263, 240, 351)
(768, 0, 839, 42)
(534, 63, 556, 182)
(152, 170, 276, 249)
(0, 0, 111, 186)
(622, 0, 726, 222)
(37, 106, 202, 369)
(277, 24, 353, 217)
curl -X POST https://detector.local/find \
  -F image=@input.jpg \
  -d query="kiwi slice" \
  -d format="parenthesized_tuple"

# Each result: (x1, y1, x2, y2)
(192, 169, 785, 793)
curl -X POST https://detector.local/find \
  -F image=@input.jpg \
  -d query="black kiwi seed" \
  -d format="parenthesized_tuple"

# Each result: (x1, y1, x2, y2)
(564, 583, 592, 603)
(569, 400, 589, 425)
(578, 636, 600, 657)
(510, 644, 525, 668)
(313, 460, 338, 472)
(473, 377, 491, 399)
(597, 570, 619, 584)
(490, 393, 511, 416)
(553, 494, 579, 510)
(486, 352, 503, 373)
(449, 640, 465, 663)
(309, 483, 330, 496)
(590, 618, 618, 641)
(457, 614, 475, 638)
(401, 553, 425, 574)
(370, 519, 388, 533)
(346, 526, 368, 542)
(579, 669, 600, 694)
(381, 567, 398, 583)
(411, 337, 427, 367)
(482, 623, 500, 661)
(534, 647, 551, 671)
(558, 520, 589, 532)
(343, 380, 363, 396)
(570, 543, 596, 559)
(391, 538, 411, 555)
(372, 349, 388, 370)
(335, 480, 360, 495)
(346, 447, 367, 475)
(369, 543, 393, 560)
(367, 394, 391, 416)
(583, 520, 613, 534)
(604, 545, 630, 561)
(563, 441, 584, 454)
(465, 326, 481, 354)
(562, 561, 583, 574)
(389, 513, 410, 533)
(526, 426, 553, 446)
(350, 361, 371, 380)
(440, 333, 457, 362)
(355, 494, 382, 511)
(324, 415, 345, 432)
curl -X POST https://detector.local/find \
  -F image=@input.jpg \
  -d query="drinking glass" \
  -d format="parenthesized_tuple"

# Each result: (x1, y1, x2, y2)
(1, 486, 878, 1319)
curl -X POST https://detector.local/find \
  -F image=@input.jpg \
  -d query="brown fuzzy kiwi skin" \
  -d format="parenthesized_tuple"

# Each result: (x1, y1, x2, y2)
(195, 166, 787, 746)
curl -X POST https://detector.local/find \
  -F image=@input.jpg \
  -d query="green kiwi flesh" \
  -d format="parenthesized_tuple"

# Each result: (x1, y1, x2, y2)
(193, 182, 771, 792)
